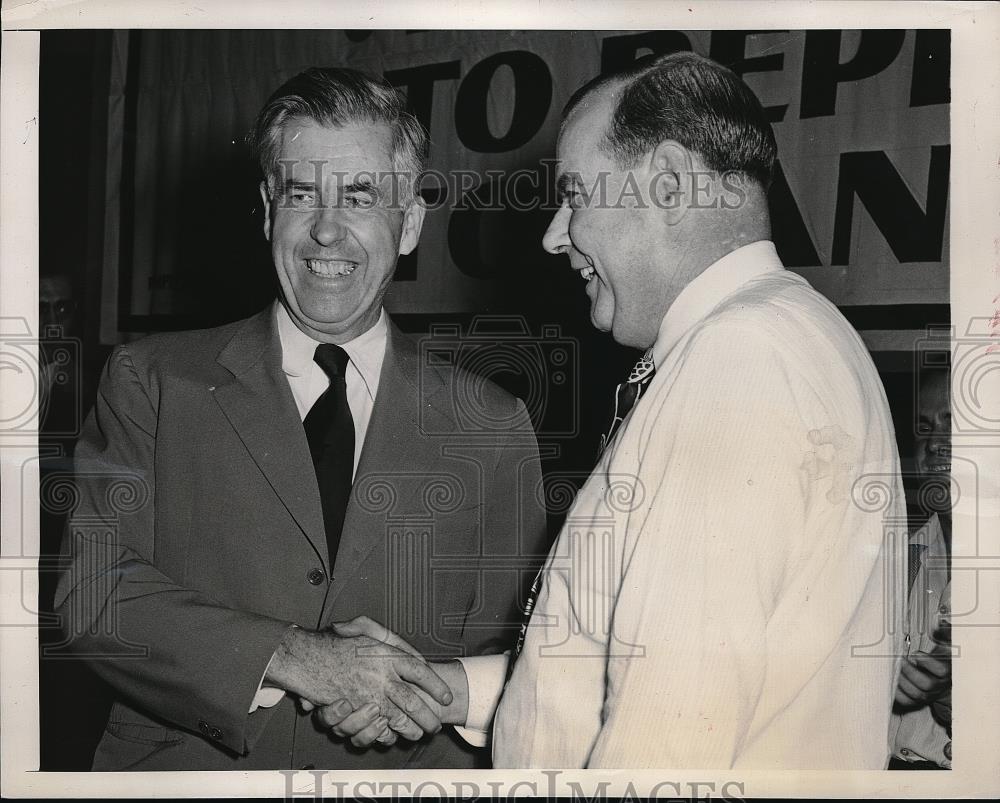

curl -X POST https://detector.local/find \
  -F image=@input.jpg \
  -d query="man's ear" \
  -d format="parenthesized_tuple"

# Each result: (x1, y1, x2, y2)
(259, 180, 272, 242)
(398, 198, 426, 256)
(648, 140, 695, 221)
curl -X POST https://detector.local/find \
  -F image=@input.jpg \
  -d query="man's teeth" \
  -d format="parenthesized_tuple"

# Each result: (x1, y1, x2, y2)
(580, 266, 595, 281)
(307, 259, 357, 277)
(928, 464, 951, 473)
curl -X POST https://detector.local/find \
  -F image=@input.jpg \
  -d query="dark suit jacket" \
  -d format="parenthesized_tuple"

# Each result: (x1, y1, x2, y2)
(55, 305, 548, 770)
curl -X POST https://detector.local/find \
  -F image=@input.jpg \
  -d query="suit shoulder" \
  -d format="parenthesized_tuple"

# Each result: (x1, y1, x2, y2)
(452, 362, 524, 415)
(390, 324, 524, 414)
(116, 314, 262, 372)
(390, 323, 532, 434)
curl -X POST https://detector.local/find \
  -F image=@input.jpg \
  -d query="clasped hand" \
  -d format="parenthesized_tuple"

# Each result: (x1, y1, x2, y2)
(272, 617, 451, 747)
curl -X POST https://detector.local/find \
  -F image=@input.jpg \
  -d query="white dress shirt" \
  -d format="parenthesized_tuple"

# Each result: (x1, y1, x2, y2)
(275, 300, 386, 476)
(889, 513, 951, 767)
(462, 241, 906, 768)
(250, 300, 388, 712)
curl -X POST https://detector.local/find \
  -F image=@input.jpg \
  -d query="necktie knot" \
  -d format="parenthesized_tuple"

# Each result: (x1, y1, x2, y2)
(599, 349, 656, 457)
(627, 349, 655, 384)
(314, 343, 350, 380)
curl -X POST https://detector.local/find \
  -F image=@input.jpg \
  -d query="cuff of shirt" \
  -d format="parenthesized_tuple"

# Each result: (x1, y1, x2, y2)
(248, 628, 296, 713)
(452, 653, 509, 746)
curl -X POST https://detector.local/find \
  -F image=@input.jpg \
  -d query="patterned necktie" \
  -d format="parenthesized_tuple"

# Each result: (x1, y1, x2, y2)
(303, 344, 354, 569)
(908, 542, 928, 595)
(506, 568, 542, 681)
(598, 348, 656, 456)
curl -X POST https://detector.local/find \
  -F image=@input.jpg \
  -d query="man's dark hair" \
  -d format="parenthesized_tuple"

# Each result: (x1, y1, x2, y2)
(564, 51, 777, 188)
(250, 66, 428, 203)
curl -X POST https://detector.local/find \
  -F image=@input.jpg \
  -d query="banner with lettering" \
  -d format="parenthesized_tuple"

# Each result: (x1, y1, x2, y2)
(104, 29, 949, 348)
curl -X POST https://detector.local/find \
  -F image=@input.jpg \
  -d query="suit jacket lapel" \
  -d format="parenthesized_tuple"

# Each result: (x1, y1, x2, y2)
(327, 317, 452, 606)
(211, 306, 329, 568)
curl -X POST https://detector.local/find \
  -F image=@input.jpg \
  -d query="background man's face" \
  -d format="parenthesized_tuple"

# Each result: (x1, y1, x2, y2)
(541, 87, 682, 350)
(39, 275, 78, 338)
(915, 370, 951, 481)
(262, 117, 422, 342)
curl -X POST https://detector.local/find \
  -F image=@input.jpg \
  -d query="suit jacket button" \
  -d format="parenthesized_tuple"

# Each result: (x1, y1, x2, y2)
(198, 720, 211, 736)
(210, 726, 223, 740)
(307, 568, 325, 585)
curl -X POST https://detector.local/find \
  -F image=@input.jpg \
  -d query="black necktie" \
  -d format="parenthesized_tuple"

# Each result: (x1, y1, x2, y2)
(598, 349, 656, 457)
(303, 344, 354, 569)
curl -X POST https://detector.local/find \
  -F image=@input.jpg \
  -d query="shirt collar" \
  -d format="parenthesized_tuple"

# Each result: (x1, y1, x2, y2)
(275, 300, 387, 401)
(910, 512, 944, 549)
(651, 240, 784, 367)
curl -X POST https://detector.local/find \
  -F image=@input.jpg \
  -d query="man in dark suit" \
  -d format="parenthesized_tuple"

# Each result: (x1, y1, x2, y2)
(55, 66, 547, 771)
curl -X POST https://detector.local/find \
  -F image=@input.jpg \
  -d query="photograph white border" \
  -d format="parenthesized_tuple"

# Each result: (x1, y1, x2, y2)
(2, 1, 998, 798)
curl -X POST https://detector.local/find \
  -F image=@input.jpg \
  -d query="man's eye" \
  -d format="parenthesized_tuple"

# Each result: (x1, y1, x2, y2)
(289, 191, 316, 207)
(343, 192, 376, 209)
(562, 190, 585, 209)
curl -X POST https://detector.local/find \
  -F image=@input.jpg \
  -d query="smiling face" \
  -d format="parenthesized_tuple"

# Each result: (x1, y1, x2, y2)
(541, 85, 694, 350)
(261, 117, 424, 342)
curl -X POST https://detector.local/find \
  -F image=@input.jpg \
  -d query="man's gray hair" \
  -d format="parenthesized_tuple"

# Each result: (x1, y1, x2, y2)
(251, 66, 428, 205)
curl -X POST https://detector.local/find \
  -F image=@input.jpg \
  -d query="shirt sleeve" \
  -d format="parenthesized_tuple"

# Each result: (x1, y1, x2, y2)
(249, 650, 288, 713)
(453, 653, 509, 746)
(587, 321, 812, 768)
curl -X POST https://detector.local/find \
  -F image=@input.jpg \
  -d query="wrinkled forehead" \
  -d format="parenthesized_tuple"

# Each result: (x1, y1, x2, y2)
(276, 116, 395, 177)
(918, 371, 951, 417)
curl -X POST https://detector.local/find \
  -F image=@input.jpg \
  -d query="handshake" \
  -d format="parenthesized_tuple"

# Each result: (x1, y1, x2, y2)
(264, 616, 471, 747)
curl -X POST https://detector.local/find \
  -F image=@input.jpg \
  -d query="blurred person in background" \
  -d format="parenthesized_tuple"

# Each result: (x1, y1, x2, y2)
(889, 364, 952, 769)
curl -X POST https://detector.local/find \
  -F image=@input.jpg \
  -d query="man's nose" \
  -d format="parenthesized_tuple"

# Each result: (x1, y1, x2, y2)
(928, 435, 951, 456)
(310, 205, 347, 246)
(542, 206, 571, 255)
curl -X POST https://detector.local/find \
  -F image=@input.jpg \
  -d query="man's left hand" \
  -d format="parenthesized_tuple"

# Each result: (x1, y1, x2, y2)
(894, 651, 951, 708)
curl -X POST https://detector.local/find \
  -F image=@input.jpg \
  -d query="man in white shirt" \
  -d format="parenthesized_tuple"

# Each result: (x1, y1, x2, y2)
(56, 67, 547, 770)
(321, 52, 906, 769)
(889, 366, 952, 769)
